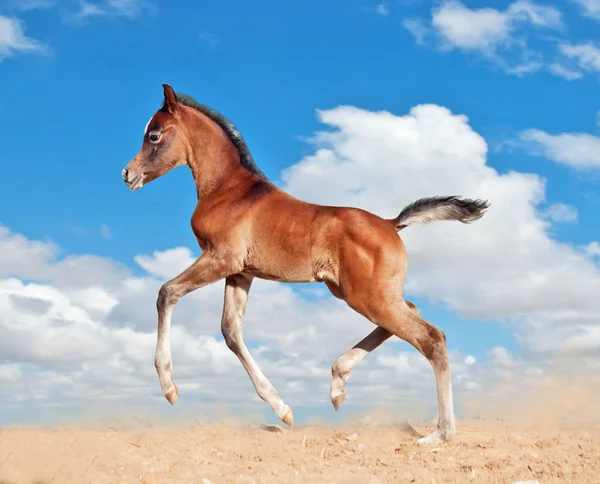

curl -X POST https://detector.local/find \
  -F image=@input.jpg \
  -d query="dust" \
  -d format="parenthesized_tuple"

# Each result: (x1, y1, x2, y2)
(1, 370, 599, 483)
(460, 369, 600, 428)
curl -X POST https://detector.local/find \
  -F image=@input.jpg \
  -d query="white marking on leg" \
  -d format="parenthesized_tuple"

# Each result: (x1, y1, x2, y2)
(418, 365, 456, 444)
(222, 275, 293, 425)
(330, 326, 392, 410)
(367, 300, 456, 443)
(153, 252, 240, 406)
(155, 290, 177, 403)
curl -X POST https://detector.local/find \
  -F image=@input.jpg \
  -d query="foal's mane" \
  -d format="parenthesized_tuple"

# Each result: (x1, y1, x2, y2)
(174, 93, 268, 181)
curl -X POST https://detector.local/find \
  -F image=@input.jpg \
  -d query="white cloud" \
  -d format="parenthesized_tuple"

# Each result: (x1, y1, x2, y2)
(543, 202, 578, 223)
(403, 18, 429, 45)
(100, 224, 111, 239)
(69, 0, 152, 22)
(4, 0, 153, 26)
(431, 1, 513, 54)
(507, 59, 544, 76)
(134, 247, 195, 279)
(559, 42, 600, 74)
(405, 0, 564, 77)
(519, 128, 600, 169)
(363, 3, 389, 16)
(376, 3, 389, 16)
(1, 100, 600, 422)
(281, 102, 600, 360)
(0, 225, 58, 278)
(490, 346, 523, 366)
(107, 0, 146, 16)
(547, 63, 583, 80)
(431, 0, 562, 52)
(0, 222, 453, 415)
(0, 363, 22, 382)
(0, 15, 48, 61)
(585, 241, 600, 257)
(0, 220, 560, 418)
(573, 0, 600, 20)
(198, 32, 219, 46)
(407, 1, 599, 81)
(507, 1, 563, 27)
(8, 0, 55, 10)
(73, 2, 105, 19)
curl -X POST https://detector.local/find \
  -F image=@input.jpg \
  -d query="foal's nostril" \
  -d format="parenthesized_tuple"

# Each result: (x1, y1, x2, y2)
(122, 168, 129, 181)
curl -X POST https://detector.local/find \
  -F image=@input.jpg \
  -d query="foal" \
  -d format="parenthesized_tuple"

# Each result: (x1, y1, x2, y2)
(122, 84, 489, 443)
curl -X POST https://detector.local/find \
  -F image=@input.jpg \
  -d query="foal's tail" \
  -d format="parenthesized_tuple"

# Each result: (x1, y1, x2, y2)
(391, 196, 490, 232)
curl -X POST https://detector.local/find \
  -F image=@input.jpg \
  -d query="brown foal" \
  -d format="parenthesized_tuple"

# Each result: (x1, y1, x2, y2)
(122, 84, 489, 443)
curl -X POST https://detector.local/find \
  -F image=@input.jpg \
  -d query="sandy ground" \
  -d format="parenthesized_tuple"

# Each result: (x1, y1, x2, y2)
(1, 418, 599, 484)
(2, 376, 600, 483)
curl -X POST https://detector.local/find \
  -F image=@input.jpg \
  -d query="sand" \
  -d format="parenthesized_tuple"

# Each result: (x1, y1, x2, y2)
(1, 419, 599, 484)
(2, 375, 600, 483)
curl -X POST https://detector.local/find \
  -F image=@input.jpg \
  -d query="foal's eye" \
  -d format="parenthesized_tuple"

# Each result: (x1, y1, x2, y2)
(148, 132, 161, 143)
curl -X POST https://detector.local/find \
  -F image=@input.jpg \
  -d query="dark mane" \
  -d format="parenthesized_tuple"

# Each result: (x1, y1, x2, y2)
(174, 93, 268, 181)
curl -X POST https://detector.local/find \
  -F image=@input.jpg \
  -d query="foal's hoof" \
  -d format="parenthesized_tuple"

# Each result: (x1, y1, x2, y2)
(417, 428, 454, 445)
(331, 391, 346, 412)
(281, 408, 294, 427)
(164, 383, 179, 406)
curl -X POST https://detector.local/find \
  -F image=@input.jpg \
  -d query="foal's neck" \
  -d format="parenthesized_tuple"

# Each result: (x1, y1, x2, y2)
(184, 109, 248, 200)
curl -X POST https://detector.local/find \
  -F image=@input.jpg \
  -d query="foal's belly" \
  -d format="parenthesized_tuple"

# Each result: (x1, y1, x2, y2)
(241, 228, 335, 284)
(242, 266, 317, 284)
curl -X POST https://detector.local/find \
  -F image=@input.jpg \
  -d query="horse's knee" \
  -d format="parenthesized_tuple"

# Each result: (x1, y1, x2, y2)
(419, 325, 448, 371)
(221, 319, 242, 352)
(157, 283, 179, 310)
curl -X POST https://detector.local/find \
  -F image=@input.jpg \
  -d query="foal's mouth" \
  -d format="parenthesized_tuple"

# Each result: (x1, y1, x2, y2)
(125, 173, 145, 191)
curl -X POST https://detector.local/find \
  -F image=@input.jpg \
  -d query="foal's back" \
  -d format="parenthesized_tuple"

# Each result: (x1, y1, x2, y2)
(211, 176, 407, 285)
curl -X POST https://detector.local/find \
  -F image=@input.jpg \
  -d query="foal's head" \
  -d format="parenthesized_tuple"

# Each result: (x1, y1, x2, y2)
(122, 84, 191, 191)
(123, 83, 267, 192)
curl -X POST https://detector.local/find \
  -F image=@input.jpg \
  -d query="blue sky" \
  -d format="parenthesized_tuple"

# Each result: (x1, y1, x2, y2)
(1, 0, 599, 257)
(1, 0, 599, 426)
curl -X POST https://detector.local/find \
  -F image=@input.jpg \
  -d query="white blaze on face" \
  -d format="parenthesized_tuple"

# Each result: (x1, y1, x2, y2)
(144, 115, 153, 136)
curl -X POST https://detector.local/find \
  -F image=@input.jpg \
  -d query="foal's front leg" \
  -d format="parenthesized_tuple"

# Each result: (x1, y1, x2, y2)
(155, 251, 241, 405)
(221, 274, 294, 427)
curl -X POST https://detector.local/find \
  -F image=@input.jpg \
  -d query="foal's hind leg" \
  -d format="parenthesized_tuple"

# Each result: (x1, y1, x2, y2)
(329, 301, 419, 411)
(221, 274, 294, 427)
(349, 294, 455, 443)
(330, 326, 391, 410)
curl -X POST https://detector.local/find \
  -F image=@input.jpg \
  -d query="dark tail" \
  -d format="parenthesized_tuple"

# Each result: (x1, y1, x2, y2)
(391, 196, 490, 232)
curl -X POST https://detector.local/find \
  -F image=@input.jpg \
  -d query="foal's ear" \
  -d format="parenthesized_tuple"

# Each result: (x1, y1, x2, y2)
(162, 83, 179, 116)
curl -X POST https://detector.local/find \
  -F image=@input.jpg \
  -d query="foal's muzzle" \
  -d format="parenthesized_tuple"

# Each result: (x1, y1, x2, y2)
(122, 168, 144, 191)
